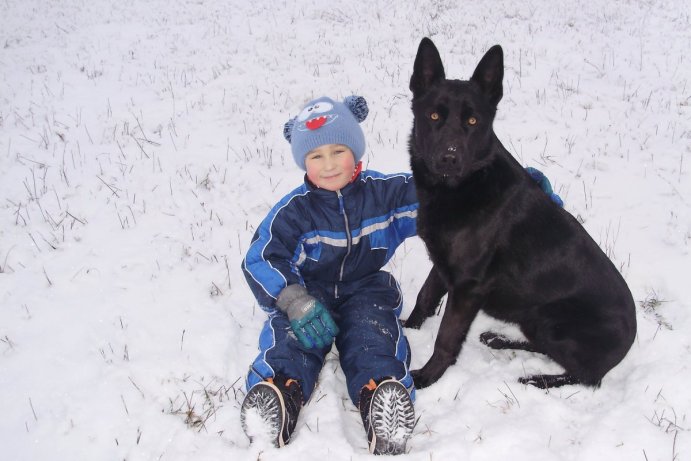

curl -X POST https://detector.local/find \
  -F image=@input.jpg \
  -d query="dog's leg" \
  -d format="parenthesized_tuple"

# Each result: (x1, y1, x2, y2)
(411, 292, 480, 388)
(404, 266, 447, 329)
(518, 374, 595, 389)
(479, 331, 544, 353)
(479, 333, 587, 388)
(480, 333, 602, 388)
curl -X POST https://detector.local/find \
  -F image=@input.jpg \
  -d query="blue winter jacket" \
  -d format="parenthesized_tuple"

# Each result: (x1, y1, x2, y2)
(242, 170, 418, 313)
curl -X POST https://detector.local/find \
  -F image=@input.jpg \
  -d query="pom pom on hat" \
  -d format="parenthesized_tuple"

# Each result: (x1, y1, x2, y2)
(284, 96, 368, 170)
(344, 95, 369, 122)
(283, 117, 296, 143)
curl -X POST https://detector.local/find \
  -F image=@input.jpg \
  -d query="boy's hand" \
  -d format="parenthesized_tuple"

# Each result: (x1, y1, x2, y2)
(525, 167, 564, 207)
(277, 285, 339, 349)
(289, 301, 339, 349)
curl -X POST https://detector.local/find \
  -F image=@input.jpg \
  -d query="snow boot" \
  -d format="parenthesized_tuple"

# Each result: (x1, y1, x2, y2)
(359, 378, 415, 455)
(240, 375, 303, 447)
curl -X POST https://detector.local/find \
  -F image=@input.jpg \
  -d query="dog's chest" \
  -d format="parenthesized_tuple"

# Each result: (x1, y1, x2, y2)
(418, 212, 480, 265)
(415, 191, 504, 283)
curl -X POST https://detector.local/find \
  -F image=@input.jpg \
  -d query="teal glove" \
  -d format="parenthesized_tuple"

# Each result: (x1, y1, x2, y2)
(276, 285, 339, 349)
(525, 167, 564, 207)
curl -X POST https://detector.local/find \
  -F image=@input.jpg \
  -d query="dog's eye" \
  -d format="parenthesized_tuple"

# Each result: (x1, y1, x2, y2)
(430, 112, 440, 121)
(468, 117, 477, 126)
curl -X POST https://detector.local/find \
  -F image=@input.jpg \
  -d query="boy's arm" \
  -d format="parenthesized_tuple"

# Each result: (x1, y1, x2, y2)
(241, 202, 305, 312)
(241, 201, 338, 349)
(386, 172, 419, 241)
(525, 167, 564, 207)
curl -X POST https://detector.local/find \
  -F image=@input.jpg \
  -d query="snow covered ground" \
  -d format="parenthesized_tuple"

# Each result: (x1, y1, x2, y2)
(1, 0, 689, 459)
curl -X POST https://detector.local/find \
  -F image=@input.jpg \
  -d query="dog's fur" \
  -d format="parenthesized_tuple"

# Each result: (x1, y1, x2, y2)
(405, 38, 637, 389)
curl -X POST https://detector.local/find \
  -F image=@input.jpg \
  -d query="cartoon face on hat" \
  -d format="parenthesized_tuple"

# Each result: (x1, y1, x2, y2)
(296, 100, 337, 131)
(284, 96, 369, 170)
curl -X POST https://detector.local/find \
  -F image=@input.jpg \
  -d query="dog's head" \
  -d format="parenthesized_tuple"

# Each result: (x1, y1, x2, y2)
(409, 38, 504, 188)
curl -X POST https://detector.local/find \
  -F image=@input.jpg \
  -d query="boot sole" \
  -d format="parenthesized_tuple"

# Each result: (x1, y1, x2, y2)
(240, 381, 287, 447)
(368, 379, 415, 455)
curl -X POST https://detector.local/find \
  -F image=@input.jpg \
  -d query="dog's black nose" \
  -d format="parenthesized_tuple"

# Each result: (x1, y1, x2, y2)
(441, 154, 457, 165)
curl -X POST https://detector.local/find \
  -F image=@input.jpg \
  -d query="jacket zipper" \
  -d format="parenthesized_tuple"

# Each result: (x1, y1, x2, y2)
(335, 189, 352, 299)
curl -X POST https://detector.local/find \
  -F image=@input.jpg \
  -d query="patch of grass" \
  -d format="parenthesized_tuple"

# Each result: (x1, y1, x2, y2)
(639, 290, 672, 331)
(168, 377, 243, 434)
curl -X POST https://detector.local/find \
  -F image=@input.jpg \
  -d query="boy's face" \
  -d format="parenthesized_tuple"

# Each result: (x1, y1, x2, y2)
(304, 144, 356, 191)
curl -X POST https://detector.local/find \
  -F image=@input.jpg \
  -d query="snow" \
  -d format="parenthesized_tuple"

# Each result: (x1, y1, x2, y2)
(1, 0, 689, 459)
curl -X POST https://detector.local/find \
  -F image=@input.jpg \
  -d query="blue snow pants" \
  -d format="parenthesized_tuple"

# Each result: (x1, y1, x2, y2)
(245, 270, 415, 406)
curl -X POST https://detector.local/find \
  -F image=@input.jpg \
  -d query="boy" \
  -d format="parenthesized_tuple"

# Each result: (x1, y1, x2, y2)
(240, 95, 418, 455)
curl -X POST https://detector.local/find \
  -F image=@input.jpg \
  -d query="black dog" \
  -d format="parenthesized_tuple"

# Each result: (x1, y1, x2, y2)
(405, 38, 637, 389)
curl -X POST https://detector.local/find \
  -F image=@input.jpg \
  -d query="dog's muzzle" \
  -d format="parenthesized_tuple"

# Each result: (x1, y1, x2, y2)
(433, 146, 463, 176)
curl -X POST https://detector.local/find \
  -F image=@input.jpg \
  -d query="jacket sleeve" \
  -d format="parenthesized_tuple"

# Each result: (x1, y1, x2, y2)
(385, 172, 419, 241)
(402, 173, 418, 235)
(363, 171, 419, 261)
(241, 193, 307, 313)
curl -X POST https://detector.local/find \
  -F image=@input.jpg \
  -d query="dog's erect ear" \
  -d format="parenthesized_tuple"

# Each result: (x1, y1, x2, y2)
(471, 45, 504, 107)
(410, 37, 446, 98)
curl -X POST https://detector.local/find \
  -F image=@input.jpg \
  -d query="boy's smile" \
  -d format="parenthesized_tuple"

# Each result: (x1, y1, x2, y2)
(305, 144, 356, 191)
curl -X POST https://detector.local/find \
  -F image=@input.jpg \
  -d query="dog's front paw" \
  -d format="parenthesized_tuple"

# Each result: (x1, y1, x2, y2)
(411, 369, 431, 389)
(479, 331, 509, 349)
(402, 315, 424, 329)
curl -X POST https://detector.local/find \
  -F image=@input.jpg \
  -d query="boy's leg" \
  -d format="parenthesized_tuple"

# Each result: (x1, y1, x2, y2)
(335, 272, 415, 405)
(246, 312, 330, 401)
(243, 312, 330, 446)
(335, 272, 416, 454)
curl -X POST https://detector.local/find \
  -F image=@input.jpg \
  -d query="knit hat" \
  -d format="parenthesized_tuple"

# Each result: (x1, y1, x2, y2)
(283, 95, 368, 170)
